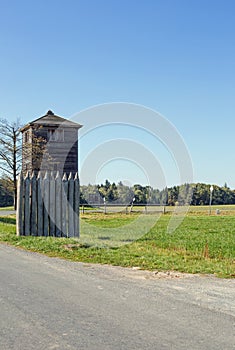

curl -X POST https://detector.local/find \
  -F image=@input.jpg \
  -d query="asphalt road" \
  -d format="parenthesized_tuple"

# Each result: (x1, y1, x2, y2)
(0, 244, 234, 350)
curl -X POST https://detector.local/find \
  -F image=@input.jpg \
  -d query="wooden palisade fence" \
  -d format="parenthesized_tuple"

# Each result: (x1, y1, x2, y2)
(16, 171, 80, 237)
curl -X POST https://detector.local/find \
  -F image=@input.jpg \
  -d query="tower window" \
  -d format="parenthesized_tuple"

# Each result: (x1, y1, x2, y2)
(48, 129, 64, 142)
(24, 131, 29, 142)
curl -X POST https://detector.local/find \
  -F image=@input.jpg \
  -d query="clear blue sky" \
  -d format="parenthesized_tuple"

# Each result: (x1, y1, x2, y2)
(0, 0, 235, 188)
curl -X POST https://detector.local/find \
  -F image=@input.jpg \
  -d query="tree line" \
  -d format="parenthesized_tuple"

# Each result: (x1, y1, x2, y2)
(2, 178, 234, 208)
(80, 180, 235, 206)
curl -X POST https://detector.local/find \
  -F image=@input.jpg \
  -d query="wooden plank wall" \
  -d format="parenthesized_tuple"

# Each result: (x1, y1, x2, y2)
(16, 171, 80, 237)
(22, 127, 78, 175)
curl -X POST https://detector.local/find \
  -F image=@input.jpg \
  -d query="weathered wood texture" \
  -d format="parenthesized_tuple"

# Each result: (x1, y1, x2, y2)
(22, 124, 79, 176)
(16, 171, 80, 237)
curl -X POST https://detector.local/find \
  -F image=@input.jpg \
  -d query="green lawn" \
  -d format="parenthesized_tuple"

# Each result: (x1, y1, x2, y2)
(0, 211, 234, 278)
(0, 206, 14, 211)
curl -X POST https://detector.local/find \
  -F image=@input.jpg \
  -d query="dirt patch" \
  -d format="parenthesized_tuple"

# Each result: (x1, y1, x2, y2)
(115, 267, 194, 280)
(80, 262, 195, 280)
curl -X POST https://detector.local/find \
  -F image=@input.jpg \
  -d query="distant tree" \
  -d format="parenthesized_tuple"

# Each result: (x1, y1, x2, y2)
(98, 180, 119, 202)
(116, 181, 134, 204)
(0, 118, 22, 209)
(150, 188, 161, 204)
(133, 184, 147, 204)
(0, 177, 14, 207)
(168, 186, 179, 206)
(160, 187, 168, 205)
(177, 183, 193, 205)
(80, 184, 102, 205)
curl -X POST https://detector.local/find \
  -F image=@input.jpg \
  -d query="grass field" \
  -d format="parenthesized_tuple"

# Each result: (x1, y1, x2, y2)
(0, 206, 234, 278)
(0, 206, 14, 211)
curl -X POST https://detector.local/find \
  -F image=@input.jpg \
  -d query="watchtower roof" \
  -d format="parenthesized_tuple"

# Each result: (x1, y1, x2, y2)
(21, 110, 83, 132)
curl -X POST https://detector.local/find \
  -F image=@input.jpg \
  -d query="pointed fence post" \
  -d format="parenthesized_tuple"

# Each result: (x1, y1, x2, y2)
(55, 171, 62, 237)
(37, 172, 43, 236)
(49, 172, 56, 236)
(24, 172, 30, 236)
(62, 173, 68, 237)
(30, 172, 37, 236)
(74, 172, 80, 237)
(43, 171, 49, 236)
(16, 172, 24, 236)
(68, 172, 74, 237)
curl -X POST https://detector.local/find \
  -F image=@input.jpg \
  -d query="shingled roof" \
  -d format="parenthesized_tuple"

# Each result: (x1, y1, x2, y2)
(21, 110, 82, 132)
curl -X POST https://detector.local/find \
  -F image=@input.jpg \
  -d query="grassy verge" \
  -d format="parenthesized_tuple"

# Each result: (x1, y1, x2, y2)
(0, 213, 234, 278)
(0, 206, 14, 211)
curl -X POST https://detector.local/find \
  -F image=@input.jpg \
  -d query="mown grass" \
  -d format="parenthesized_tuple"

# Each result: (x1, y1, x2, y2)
(0, 206, 14, 211)
(0, 211, 234, 278)
(81, 212, 138, 228)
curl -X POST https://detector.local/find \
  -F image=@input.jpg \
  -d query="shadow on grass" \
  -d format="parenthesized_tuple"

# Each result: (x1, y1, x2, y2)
(0, 217, 16, 225)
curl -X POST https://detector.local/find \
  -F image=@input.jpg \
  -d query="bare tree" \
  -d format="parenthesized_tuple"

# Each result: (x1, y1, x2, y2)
(22, 126, 58, 175)
(0, 118, 22, 209)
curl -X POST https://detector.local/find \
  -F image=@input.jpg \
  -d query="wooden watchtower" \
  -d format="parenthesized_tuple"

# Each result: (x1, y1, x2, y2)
(21, 110, 82, 175)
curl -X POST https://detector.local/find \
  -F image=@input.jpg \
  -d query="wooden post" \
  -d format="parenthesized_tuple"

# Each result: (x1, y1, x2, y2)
(16, 172, 24, 236)
(62, 173, 68, 237)
(130, 204, 133, 213)
(68, 172, 74, 237)
(55, 171, 62, 237)
(37, 172, 43, 236)
(74, 172, 80, 237)
(49, 172, 56, 236)
(30, 172, 37, 236)
(24, 172, 30, 236)
(43, 171, 49, 236)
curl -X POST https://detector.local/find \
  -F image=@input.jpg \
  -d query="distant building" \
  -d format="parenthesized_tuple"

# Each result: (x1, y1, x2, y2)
(21, 110, 82, 175)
